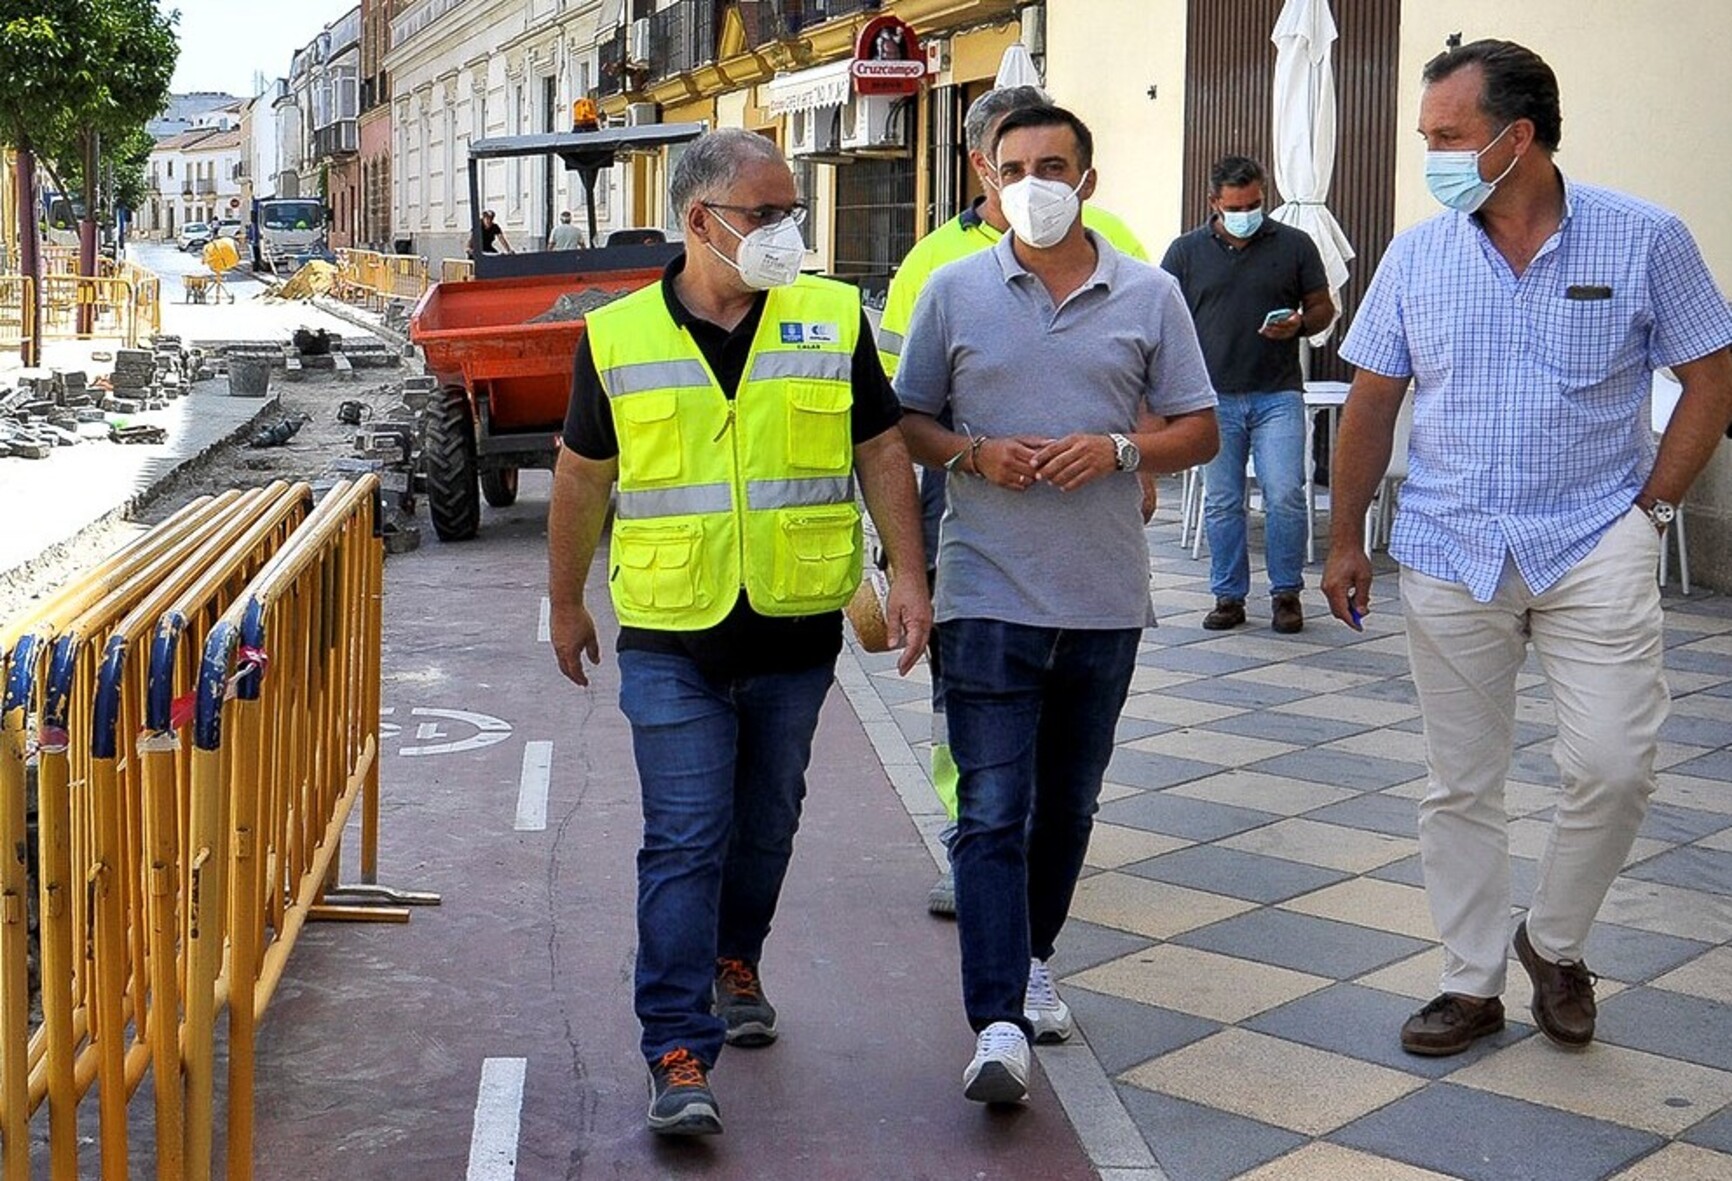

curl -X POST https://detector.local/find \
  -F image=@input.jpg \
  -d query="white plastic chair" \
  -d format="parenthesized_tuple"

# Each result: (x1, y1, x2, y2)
(1652, 371, 1690, 594)
(1364, 394, 1415, 551)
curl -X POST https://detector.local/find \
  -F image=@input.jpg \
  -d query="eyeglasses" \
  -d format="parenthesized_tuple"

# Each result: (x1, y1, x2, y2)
(702, 201, 808, 229)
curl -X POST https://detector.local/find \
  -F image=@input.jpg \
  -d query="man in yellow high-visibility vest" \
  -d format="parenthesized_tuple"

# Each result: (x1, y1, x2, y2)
(878, 86, 1158, 918)
(548, 129, 931, 1137)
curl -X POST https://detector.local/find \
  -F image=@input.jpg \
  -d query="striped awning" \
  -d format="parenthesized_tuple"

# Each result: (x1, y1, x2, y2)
(764, 60, 853, 116)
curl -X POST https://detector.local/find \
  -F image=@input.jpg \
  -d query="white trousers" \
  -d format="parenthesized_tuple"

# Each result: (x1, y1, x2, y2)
(1400, 509, 1668, 997)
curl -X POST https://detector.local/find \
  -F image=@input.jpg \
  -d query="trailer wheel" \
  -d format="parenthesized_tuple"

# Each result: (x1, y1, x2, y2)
(425, 386, 480, 541)
(480, 467, 519, 508)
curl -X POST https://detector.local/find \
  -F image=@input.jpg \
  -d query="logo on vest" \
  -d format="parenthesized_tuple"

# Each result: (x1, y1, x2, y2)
(780, 321, 840, 346)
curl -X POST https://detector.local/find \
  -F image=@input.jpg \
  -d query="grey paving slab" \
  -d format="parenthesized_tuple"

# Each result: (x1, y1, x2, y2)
(1667, 747, 1732, 785)
(1115, 1083, 1306, 1181)
(1595, 986, 1732, 1071)
(1658, 710, 1732, 748)
(1622, 845, 1732, 896)
(1115, 716, 1175, 744)
(1104, 748, 1227, 792)
(1339, 677, 1422, 705)
(1329, 1082, 1663, 1181)
(1121, 845, 1350, 905)
(1245, 982, 1535, 1079)
(1371, 854, 1544, 909)
(1659, 646, 1732, 675)
(1173, 907, 1432, 980)
(1636, 801, 1732, 844)
(1584, 922, 1716, 985)
(869, 674, 931, 705)
(1683, 1103, 1732, 1153)
(1302, 791, 1424, 838)
(1096, 790, 1283, 843)
(1053, 919, 1158, 975)
(1066, 989, 1220, 1077)
(1205, 709, 1374, 747)
(1700, 680, 1732, 699)
(1140, 646, 1275, 676)
(1509, 746, 1560, 784)
(1165, 677, 1316, 710)
(1246, 749, 1426, 793)
(1289, 647, 1416, 678)
(1138, 623, 1219, 648)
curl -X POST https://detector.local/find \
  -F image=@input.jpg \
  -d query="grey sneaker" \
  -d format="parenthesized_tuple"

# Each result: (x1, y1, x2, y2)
(1024, 958, 1074, 1044)
(713, 957, 778, 1047)
(927, 869, 956, 917)
(963, 1021, 1030, 1104)
(646, 1048, 722, 1135)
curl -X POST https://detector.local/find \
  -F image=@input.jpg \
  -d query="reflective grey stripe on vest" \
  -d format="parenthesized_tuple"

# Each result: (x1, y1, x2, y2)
(746, 476, 855, 511)
(747, 351, 852, 384)
(615, 483, 733, 519)
(875, 327, 904, 357)
(599, 359, 712, 398)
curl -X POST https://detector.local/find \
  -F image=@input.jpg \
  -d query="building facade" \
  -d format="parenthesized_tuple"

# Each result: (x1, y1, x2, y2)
(140, 121, 245, 237)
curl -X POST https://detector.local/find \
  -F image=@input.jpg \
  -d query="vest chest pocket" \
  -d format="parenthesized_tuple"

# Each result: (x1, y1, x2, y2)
(611, 523, 700, 611)
(616, 392, 683, 484)
(786, 382, 852, 471)
(772, 508, 859, 602)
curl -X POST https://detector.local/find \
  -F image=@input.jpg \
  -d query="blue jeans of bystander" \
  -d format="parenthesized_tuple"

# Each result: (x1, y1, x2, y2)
(938, 619, 1140, 1035)
(1203, 390, 1307, 600)
(618, 649, 834, 1067)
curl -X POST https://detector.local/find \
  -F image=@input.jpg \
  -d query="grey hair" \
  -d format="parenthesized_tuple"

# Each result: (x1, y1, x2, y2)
(962, 85, 1052, 152)
(669, 128, 786, 223)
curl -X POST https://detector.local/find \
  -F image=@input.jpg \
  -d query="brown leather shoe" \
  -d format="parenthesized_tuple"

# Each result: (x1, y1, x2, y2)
(1400, 993, 1505, 1056)
(1271, 592, 1304, 634)
(1203, 597, 1246, 630)
(1514, 921, 1597, 1048)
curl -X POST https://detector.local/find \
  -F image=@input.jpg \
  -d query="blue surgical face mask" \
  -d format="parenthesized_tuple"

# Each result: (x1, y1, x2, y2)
(1425, 122, 1518, 213)
(1220, 207, 1263, 239)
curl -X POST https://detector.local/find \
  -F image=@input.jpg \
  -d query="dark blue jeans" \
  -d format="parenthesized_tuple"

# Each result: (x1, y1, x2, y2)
(938, 619, 1140, 1035)
(617, 649, 834, 1066)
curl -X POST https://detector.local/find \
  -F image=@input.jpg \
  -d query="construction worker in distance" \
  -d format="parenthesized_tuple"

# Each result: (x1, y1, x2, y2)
(877, 85, 1160, 919)
(548, 128, 931, 1138)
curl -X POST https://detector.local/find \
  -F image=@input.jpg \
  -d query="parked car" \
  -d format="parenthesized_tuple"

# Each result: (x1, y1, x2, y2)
(213, 218, 244, 241)
(177, 222, 211, 251)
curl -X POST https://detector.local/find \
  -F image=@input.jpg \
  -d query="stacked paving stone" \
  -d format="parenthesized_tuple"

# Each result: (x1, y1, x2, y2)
(104, 347, 161, 414)
(0, 369, 114, 457)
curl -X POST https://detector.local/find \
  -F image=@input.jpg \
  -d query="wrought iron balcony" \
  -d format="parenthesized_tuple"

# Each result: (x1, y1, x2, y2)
(597, 25, 628, 98)
(645, 0, 719, 84)
(739, 0, 881, 45)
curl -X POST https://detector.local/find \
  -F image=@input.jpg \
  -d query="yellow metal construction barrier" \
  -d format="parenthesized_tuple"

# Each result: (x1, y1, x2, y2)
(335, 248, 430, 310)
(440, 258, 474, 283)
(0, 264, 160, 349)
(0, 273, 32, 353)
(0, 476, 434, 1178)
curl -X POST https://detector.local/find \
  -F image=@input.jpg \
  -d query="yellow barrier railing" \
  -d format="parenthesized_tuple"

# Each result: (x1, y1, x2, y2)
(0, 477, 434, 1178)
(0, 264, 159, 349)
(440, 258, 474, 283)
(335, 248, 430, 309)
(0, 273, 32, 352)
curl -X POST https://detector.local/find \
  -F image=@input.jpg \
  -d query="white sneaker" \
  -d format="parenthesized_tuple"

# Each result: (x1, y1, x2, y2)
(963, 1021, 1030, 1104)
(1024, 958, 1074, 1044)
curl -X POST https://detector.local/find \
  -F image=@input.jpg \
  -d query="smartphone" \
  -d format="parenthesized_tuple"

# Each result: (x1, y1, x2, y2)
(1262, 308, 1297, 329)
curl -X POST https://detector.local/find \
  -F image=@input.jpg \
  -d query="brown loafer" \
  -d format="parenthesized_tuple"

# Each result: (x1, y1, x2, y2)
(1514, 921, 1597, 1048)
(1400, 993, 1505, 1057)
(1272, 592, 1304, 634)
(1204, 597, 1246, 630)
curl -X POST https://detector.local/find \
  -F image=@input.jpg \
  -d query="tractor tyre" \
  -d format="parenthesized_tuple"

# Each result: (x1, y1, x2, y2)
(425, 386, 480, 541)
(480, 467, 519, 508)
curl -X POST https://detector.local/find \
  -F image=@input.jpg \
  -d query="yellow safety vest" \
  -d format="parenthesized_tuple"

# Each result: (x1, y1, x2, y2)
(587, 276, 864, 630)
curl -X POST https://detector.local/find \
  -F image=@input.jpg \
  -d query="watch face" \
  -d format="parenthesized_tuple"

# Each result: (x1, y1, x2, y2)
(1652, 501, 1677, 525)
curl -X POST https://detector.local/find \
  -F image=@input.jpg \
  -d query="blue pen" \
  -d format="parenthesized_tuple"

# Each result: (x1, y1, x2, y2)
(1347, 592, 1364, 628)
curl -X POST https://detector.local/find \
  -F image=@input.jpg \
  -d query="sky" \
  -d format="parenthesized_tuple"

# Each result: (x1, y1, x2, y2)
(160, 0, 365, 98)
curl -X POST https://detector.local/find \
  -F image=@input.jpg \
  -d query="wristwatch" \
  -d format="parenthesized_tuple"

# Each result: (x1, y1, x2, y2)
(1635, 492, 1676, 531)
(1109, 432, 1141, 472)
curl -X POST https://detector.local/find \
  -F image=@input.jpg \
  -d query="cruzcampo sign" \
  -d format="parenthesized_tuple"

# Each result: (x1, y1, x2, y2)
(851, 15, 924, 96)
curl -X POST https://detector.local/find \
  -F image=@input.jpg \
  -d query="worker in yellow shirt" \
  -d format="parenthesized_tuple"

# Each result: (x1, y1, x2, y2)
(878, 86, 1158, 917)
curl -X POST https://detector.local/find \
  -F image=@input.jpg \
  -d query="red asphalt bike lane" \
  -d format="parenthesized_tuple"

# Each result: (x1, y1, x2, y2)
(245, 476, 1097, 1180)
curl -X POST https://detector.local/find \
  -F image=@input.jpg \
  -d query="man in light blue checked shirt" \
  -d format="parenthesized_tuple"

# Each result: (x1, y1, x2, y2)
(1322, 39, 1732, 1060)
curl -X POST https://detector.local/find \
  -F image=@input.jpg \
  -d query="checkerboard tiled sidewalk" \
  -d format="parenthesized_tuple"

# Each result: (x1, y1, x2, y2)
(848, 479, 1732, 1181)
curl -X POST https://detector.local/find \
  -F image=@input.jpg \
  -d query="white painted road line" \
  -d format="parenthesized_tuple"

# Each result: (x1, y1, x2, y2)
(515, 741, 554, 832)
(538, 596, 551, 643)
(466, 1057, 527, 1181)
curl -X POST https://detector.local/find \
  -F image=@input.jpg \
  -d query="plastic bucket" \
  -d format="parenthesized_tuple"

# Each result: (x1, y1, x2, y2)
(228, 357, 272, 398)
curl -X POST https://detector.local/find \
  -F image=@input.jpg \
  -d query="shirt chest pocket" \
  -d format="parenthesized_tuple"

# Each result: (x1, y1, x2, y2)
(1533, 296, 1647, 389)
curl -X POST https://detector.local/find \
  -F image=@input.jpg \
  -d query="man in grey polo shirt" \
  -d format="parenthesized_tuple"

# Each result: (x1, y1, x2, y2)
(895, 104, 1218, 1107)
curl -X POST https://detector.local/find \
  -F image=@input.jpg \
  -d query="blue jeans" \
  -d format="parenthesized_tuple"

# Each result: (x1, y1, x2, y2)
(938, 619, 1140, 1034)
(1203, 390, 1307, 600)
(617, 649, 834, 1066)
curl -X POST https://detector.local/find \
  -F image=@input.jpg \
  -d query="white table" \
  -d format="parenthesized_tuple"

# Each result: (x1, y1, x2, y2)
(1302, 380, 1351, 562)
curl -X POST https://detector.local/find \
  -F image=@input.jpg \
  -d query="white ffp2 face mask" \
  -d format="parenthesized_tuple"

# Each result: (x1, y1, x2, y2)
(998, 171, 1090, 249)
(706, 214, 806, 289)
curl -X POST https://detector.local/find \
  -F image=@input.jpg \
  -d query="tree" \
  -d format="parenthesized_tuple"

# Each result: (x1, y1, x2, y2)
(0, 1, 177, 355)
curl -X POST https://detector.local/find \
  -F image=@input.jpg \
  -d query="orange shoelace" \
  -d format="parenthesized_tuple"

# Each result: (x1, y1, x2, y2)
(715, 957, 763, 1000)
(657, 1048, 706, 1088)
